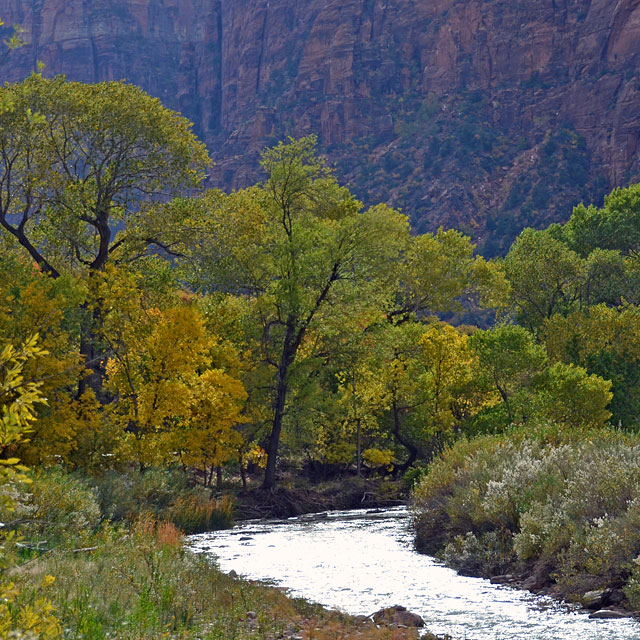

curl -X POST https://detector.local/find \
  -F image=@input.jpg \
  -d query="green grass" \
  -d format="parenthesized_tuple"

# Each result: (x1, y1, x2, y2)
(9, 517, 420, 639)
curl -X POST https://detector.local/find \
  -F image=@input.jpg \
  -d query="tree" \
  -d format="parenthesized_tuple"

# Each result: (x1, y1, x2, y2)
(530, 362, 612, 429)
(565, 184, 640, 258)
(469, 325, 547, 425)
(185, 137, 410, 489)
(390, 227, 508, 324)
(0, 74, 210, 397)
(100, 271, 247, 470)
(0, 249, 93, 467)
(504, 228, 584, 332)
(0, 335, 46, 489)
(544, 304, 640, 428)
(363, 322, 479, 471)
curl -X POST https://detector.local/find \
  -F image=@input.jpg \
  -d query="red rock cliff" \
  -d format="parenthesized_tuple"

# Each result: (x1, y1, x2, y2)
(2, 0, 640, 253)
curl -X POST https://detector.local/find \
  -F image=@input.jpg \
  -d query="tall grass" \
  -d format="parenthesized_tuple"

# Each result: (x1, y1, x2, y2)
(168, 493, 235, 533)
(10, 517, 419, 640)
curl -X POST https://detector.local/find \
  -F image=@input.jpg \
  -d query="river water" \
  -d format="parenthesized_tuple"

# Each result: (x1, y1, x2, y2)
(188, 506, 639, 639)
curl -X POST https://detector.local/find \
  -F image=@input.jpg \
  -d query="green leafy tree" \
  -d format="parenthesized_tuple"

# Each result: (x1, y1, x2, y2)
(0, 74, 210, 397)
(530, 362, 612, 429)
(469, 325, 548, 425)
(544, 304, 640, 428)
(390, 227, 508, 324)
(504, 228, 584, 332)
(184, 137, 409, 489)
(565, 184, 640, 258)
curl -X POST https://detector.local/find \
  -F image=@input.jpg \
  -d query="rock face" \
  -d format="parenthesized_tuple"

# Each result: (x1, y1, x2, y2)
(2, 0, 640, 253)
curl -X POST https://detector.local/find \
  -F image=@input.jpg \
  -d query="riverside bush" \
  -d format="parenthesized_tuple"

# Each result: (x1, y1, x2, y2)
(412, 426, 640, 604)
(13, 468, 101, 546)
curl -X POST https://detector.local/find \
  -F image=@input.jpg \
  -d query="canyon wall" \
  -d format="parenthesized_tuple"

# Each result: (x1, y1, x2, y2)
(2, 0, 640, 252)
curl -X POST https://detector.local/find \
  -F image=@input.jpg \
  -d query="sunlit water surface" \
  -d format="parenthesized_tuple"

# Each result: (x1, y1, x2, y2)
(188, 506, 638, 639)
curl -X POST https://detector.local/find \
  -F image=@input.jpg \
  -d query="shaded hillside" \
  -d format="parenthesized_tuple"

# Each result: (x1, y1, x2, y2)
(2, 0, 640, 253)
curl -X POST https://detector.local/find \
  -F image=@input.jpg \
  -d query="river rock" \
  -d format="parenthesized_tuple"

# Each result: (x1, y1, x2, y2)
(228, 570, 238, 578)
(589, 609, 630, 619)
(582, 590, 607, 609)
(372, 605, 425, 627)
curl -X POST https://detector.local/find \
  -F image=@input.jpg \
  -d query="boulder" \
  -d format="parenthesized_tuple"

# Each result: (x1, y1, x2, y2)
(588, 609, 630, 619)
(582, 590, 607, 609)
(372, 605, 425, 627)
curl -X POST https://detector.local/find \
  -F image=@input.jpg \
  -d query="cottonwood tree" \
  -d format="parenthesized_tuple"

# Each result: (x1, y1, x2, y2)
(0, 74, 209, 397)
(184, 137, 409, 489)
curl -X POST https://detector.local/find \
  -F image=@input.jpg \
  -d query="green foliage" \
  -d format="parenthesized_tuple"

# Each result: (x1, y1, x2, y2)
(468, 324, 547, 425)
(565, 183, 640, 257)
(12, 468, 101, 546)
(504, 227, 584, 331)
(544, 304, 640, 428)
(0, 74, 210, 276)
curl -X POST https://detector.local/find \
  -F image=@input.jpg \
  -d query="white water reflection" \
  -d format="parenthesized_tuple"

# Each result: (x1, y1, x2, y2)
(188, 506, 639, 639)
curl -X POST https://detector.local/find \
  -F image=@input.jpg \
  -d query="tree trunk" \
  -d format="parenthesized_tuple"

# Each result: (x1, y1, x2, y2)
(262, 324, 297, 490)
(356, 417, 362, 477)
(240, 463, 247, 490)
(77, 214, 112, 402)
(390, 400, 418, 473)
(216, 466, 223, 490)
(262, 367, 289, 490)
(77, 301, 110, 403)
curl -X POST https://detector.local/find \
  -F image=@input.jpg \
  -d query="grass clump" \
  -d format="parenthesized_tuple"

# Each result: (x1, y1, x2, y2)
(168, 492, 234, 534)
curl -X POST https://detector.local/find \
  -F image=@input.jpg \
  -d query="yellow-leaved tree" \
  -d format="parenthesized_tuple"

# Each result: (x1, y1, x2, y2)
(0, 335, 62, 639)
(100, 268, 248, 474)
(0, 251, 98, 468)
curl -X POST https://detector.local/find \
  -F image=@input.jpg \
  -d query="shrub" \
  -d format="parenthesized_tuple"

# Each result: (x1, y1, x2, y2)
(91, 466, 189, 522)
(412, 426, 640, 605)
(14, 468, 101, 545)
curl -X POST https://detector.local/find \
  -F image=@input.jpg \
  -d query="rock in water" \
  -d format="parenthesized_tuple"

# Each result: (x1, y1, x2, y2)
(372, 605, 425, 627)
(589, 609, 629, 619)
(582, 590, 607, 609)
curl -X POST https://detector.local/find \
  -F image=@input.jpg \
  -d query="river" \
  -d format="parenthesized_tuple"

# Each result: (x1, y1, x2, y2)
(188, 506, 638, 639)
